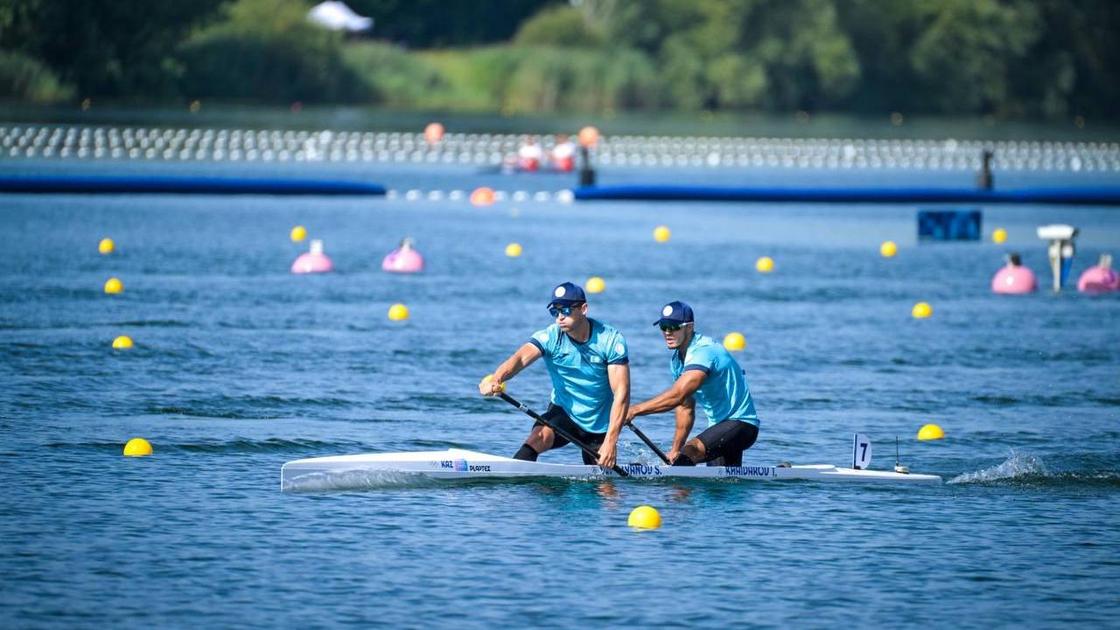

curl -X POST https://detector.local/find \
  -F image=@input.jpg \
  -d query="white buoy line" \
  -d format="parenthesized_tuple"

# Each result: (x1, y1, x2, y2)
(385, 189, 575, 204)
(1, 123, 1118, 173)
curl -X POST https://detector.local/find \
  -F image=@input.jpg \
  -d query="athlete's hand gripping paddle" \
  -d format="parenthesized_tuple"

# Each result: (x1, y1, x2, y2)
(496, 392, 630, 478)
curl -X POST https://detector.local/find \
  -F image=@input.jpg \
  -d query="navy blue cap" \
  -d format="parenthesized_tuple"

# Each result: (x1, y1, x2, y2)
(548, 282, 587, 307)
(654, 301, 694, 326)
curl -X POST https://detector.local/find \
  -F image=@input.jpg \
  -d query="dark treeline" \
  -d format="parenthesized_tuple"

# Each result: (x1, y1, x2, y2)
(0, 0, 1116, 121)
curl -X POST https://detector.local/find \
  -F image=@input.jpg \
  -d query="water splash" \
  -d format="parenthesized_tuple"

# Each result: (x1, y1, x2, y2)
(948, 451, 1049, 484)
(621, 441, 663, 466)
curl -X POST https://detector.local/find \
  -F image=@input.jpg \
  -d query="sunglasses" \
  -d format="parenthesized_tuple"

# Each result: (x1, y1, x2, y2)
(659, 323, 683, 332)
(548, 304, 582, 318)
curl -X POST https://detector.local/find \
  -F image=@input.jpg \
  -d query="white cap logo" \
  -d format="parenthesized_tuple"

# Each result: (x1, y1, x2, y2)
(662, 305, 673, 316)
(554, 286, 566, 298)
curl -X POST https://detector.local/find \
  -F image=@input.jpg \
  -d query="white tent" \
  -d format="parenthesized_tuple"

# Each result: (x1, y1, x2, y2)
(308, 1, 373, 32)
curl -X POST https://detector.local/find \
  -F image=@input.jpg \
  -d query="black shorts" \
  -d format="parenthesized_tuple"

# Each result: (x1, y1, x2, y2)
(695, 419, 759, 467)
(535, 404, 606, 465)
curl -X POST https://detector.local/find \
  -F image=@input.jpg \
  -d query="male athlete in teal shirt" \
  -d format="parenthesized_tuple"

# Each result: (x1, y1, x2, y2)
(480, 282, 631, 468)
(627, 301, 760, 466)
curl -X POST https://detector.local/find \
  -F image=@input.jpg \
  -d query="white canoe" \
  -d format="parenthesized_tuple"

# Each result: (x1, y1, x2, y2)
(280, 448, 941, 491)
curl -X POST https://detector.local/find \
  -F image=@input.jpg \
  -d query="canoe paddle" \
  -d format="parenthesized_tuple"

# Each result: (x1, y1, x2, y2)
(497, 392, 629, 477)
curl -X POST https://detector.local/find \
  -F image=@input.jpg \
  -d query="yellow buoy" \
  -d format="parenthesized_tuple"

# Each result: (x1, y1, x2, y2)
(123, 437, 152, 457)
(880, 241, 898, 258)
(911, 302, 932, 319)
(104, 277, 123, 294)
(505, 242, 523, 258)
(723, 332, 746, 352)
(586, 276, 606, 294)
(992, 228, 1008, 244)
(628, 505, 662, 530)
(98, 237, 115, 255)
(917, 424, 945, 441)
(388, 303, 410, 321)
(653, 225, 671, 243)
(290, 225, 308, 242)
(112, 335, 133, 350)
(756, 256, 774, 273)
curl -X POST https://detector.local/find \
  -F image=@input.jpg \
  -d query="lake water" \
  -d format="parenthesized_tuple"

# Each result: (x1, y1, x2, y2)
(1, 152, 1119, 628)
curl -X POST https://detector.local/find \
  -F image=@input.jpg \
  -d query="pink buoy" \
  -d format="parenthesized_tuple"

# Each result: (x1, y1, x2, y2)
(381, 237, 424, 273)
(1077, 254, 1119, 293)
(291, 239, 333, 274)
(991, 253, 1037, 294)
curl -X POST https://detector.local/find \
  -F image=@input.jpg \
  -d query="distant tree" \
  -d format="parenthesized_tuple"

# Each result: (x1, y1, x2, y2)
(581, 0, 860, 111)
(1, 0, 1117, 119)
(498, 45, 657, 113)
(0, 0, 224, 99)
(0, 50, 74, 102)
(837, 0, 1119, 119)
(1012, 0, 1120, 119)
(345, 0, 561, 47)
(907, 0, 1042, 114)
(178, 0, 367, 103)
(738, 0, 861, 110)
(513, 5, 605, 48)
(834, 0, 926, 113)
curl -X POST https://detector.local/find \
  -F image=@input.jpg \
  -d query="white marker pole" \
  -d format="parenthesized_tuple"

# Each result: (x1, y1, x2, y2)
(1037, 224, 1079, 292)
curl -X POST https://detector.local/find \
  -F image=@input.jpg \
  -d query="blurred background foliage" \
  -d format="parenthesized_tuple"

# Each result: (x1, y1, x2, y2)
(0, 0, 1116, 120)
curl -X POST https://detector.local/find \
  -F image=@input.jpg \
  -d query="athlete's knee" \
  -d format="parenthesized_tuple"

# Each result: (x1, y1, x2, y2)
(525, 426, 554, 451)
(683, 441, 706, 462)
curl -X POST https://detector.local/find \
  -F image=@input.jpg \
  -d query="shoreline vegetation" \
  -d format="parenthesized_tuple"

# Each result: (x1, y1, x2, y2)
(1, 0, 1117, 126)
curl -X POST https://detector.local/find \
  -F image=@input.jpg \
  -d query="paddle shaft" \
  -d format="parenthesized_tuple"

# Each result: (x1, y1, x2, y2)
(497, 393, 629, 477)
(627, 423, 671, 464)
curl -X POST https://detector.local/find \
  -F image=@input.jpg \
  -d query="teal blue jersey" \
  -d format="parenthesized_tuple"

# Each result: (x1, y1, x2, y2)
(529, 319, 629, 433)
(670, 332, 759, 427)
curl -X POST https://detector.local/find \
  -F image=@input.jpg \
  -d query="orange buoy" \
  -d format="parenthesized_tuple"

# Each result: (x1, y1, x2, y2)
(424, 122, 445, 145)
(578, 126, 600, 148)
(470, 187, 496, 207)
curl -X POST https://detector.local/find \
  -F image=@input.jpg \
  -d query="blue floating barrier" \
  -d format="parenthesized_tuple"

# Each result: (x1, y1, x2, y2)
(0, 174, 386, 196)
(917, 209, 982, 241)
(573, 185, 1120, 205)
